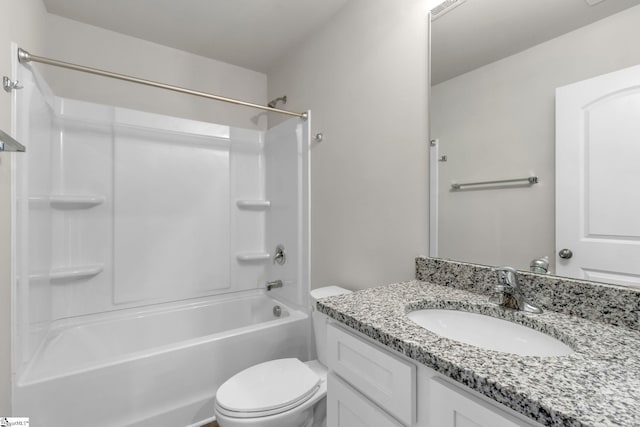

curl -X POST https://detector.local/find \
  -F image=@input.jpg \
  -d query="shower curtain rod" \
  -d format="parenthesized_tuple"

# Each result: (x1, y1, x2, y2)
(17, 48, 307, 119)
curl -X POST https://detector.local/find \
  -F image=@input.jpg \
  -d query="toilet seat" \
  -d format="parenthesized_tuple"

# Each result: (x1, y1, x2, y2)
(215, 358, 321, 418)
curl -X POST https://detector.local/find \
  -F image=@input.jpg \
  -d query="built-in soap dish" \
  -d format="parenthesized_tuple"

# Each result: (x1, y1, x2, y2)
(29, 264, 104, 282)
(29, 194, 105, 209)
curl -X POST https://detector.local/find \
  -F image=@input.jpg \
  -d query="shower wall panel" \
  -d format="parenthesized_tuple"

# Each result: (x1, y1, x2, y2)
(43, 99, 241, 316)
(15, 67, 270, 361)
(15, 66, 56, 370)
(230, 128, 268, 289)
(48, 102, 114, 319)
(265, 116, 310, 309)
(112, 117, 231, 303)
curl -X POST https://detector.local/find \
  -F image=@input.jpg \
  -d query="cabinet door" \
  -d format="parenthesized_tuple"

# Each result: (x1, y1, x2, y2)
(429, 378, 529, 427)
(326, 324, 415, 425)
(327, 372, 404, 427)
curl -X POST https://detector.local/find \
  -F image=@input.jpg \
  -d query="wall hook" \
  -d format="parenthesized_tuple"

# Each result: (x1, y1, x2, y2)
(3, 76, 23, 92)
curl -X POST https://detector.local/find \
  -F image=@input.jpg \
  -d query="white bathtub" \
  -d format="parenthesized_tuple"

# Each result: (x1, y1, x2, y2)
(14, 291, 310, 427)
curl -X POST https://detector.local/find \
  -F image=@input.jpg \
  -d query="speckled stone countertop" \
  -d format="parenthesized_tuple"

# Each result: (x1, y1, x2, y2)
(317, 280, 640, 427)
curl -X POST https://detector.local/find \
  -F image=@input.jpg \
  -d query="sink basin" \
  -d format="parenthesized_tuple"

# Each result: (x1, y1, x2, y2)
(407, 309, 574, 357)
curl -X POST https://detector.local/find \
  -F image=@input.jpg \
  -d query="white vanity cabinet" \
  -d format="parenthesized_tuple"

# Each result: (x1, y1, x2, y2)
(327, 372, 405, 427)
(326, 323, 416, 426)
(325, 322, 543, 427)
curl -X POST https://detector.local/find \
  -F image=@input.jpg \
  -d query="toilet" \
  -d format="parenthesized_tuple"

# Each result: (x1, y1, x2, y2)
(213, 286, 351, 427)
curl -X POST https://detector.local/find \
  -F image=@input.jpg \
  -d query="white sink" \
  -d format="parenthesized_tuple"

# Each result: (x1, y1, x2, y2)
(407, 309, 574, 357)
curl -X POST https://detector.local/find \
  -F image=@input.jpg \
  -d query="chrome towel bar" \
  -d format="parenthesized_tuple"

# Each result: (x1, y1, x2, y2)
(451, 176, 538, 190)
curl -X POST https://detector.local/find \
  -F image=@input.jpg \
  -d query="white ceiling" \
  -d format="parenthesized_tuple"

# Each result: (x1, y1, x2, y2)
(432, 0, 640, 84)
(42, 0, 349, 73)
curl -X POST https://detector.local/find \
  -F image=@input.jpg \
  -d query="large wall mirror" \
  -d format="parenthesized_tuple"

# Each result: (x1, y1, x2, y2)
(429, 0, 640, 287)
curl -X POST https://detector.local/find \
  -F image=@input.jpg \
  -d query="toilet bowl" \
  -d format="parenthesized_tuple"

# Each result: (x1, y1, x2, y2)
(213, 286, 351, 427)
(214, 359, 327, 427)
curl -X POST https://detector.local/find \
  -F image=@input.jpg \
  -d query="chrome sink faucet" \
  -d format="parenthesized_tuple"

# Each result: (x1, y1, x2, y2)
(493, 266, 542, 314)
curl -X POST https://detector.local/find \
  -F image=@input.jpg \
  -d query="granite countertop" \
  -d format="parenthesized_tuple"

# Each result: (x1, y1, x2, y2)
(317, 280, 640, 427)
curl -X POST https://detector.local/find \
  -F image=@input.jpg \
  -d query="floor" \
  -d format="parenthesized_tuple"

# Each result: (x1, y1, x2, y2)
(201, 422, 218, 427)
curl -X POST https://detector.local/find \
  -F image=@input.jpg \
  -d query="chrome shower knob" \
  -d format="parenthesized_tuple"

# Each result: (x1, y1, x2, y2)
(273, 244, 286, 265)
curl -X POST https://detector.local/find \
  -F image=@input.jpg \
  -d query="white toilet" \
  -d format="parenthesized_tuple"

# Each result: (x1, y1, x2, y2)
(213, 286, 351, 427)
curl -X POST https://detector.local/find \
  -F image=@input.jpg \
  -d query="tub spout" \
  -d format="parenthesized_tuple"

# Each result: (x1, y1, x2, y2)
(266, 280, 283, 291)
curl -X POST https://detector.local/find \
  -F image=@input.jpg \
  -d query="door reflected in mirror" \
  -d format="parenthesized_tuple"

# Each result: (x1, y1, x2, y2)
(429, 0, 640, 287)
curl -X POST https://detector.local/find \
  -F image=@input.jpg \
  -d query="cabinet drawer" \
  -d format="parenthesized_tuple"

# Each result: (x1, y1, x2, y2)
(327, 323, 415, 426)
(327, 372, 403, 427)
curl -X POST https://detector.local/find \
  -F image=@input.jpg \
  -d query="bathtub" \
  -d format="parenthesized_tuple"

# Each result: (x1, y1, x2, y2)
(14, 290, 310, 426)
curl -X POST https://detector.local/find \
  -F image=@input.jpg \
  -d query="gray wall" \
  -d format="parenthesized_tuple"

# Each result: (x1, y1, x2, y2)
(268, 0, 431, 290)
(432, 5, 640, 272)
(43, 14, 268, 130)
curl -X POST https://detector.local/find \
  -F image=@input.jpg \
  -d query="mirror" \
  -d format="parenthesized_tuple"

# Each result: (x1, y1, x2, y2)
(430, 0, 640, 286)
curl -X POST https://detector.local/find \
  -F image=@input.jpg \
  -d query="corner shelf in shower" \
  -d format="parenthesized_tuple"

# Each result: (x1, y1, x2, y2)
(236, 252, 271, 262)
(29, 194, 106, 209)
(236, 200, 271, 210)
(29, 264, 104, 282)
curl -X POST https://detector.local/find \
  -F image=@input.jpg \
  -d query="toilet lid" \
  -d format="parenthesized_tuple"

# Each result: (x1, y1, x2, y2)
(216, 358, 321, 413)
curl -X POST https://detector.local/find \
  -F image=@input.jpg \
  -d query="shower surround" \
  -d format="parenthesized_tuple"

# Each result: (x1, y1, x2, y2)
(12, 62, 310, 426)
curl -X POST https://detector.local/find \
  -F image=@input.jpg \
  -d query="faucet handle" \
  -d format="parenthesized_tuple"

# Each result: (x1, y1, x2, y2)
(492, 266, 543, 314)
(494, 266, 519, 288)
(273, 244, 286, 265)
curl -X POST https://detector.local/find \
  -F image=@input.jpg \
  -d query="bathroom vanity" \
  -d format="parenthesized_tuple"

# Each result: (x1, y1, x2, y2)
(318, 258, 640, 427)
(325, 322, 543, 427)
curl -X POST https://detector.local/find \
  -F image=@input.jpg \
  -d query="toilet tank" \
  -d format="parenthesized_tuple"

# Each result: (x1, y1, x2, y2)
(310, 286, 352, 366)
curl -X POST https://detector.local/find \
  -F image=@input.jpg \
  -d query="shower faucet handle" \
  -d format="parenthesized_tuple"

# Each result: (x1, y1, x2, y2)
(273, 244, 286, 265)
